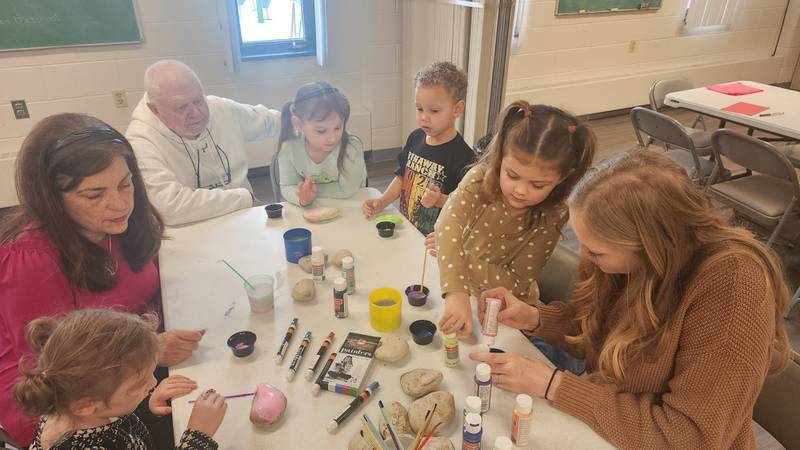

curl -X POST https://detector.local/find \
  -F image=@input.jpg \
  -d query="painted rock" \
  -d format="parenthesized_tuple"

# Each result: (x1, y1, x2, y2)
(292, 279, 316, 302)
(379, 401, 413, 439)
(303, 206, 339, 223)
(400, 368, 442, 398)
(249, 383, 286, 427)
(375, 335, 409, 362)
(408, 391, 455, 433)
(298, 253, 328, 273)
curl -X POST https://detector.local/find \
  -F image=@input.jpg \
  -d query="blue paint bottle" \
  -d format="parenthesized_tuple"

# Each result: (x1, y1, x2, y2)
(462, 412, 482, 450)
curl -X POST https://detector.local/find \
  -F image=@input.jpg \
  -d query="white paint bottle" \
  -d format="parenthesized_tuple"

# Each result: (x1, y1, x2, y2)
(311, 246, 325, 282)
(475, 363, 492, 413)
(341, 256, 355, 294)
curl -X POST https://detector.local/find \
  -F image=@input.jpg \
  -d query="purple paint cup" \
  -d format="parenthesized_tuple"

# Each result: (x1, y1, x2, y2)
(404, 284, 429, 306)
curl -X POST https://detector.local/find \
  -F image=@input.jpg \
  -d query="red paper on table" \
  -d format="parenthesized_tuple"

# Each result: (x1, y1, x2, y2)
(721, 102, 769, 116)
(707, 83, 763, 96)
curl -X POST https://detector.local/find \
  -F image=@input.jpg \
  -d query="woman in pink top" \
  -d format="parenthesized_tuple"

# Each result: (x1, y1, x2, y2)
(0, 114, 203, 447)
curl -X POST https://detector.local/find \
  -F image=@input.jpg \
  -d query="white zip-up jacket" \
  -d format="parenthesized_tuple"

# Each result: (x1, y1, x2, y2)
(126, 94, 281, 225)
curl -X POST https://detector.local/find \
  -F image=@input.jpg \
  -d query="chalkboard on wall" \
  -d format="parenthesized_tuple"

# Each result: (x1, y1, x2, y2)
(0, 0, 141, 51)
(556, 0, 662, 15)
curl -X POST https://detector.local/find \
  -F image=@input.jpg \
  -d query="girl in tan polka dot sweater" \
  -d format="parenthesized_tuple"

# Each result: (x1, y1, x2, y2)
(435, 102, 596, 336)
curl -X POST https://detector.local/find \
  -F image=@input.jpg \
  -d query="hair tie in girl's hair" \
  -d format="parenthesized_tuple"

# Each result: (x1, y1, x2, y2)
(567, 125, 577, 134)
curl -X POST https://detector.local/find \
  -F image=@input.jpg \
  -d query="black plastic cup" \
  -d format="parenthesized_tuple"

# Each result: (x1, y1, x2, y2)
(409, 320, 436, 345)
(405, 285, 429, 306)
(376, 221, 396, 238)
(227, 331, 257, 357)
(265, 204, 284, 219)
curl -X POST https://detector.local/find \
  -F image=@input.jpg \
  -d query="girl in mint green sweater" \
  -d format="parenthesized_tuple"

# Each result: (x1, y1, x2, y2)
(277, 82, 367, 206)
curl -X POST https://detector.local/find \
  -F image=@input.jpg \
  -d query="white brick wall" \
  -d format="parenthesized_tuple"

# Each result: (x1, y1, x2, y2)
(0, 0, 403, 165)
(507, 0, 800, 114)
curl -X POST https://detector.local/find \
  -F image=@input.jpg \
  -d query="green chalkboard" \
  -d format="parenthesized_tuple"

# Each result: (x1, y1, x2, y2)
(556, 0, 661, 15)
(0, 0, 141, 51)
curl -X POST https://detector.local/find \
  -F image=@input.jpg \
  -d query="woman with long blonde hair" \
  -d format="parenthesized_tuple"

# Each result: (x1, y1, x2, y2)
(471, 150, 790, 449)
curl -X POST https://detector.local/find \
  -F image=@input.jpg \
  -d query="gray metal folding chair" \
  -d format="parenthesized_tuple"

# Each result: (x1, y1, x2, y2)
(0, 427, 22, 450)
(537, 243, 580, 304)
(649, 77, 711, 156)
(630, 107, 716, 183)
(708, 129, 800, 248)
(788, 285, 800, 319)
(269, 148, 283, 203)
(780, 143, 800, 169)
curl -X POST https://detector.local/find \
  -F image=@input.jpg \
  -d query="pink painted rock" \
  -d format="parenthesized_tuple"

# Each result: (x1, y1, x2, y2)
(249, 383, 287, 427)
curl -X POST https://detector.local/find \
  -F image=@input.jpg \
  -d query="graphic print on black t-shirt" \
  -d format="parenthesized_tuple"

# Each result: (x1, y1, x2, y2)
(400, 152, 445, 235)
(396, 129, 476, 235)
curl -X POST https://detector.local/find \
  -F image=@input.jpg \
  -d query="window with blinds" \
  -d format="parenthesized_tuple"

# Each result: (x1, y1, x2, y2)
(681, 0, 741, 34)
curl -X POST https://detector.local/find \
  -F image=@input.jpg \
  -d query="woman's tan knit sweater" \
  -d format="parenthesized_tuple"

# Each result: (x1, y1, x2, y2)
(535, 250, 776, 449)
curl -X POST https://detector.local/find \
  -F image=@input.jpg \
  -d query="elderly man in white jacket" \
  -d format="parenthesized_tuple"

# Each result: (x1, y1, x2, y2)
(126, 60, 280, 225)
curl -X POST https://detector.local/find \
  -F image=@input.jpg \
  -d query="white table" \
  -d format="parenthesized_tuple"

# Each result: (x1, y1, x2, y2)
(665, 81, 800, 141)
(159, 189, 613, 449)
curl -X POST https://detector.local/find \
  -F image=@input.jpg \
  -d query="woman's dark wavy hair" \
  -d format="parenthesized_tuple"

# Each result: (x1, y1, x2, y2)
(0, 113, 164, 291)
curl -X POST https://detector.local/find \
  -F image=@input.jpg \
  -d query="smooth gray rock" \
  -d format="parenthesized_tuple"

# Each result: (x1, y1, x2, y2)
(375, 335, 409, 362)
(408, 391, 455, 433)
(400, 368, 442, 398)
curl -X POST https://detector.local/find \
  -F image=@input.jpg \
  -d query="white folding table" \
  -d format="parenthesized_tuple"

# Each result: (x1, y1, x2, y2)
(664, 81, 800, 141)
(158, 189, 613, 449)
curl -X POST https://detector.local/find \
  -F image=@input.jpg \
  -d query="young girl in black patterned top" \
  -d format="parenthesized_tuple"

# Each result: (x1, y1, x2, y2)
(14, 309, 226, 450)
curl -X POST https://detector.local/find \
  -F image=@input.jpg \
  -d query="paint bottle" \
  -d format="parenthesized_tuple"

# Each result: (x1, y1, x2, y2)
(444, 333, 459, 367)
(492, 436, 513, 450)
(463, 395, 482, 430)
(462, 412, 482, 450)
(341, 256, 355, 294)
(475, 363, 492, 413)
(333, 277, 348, 318)
(482, 297, 502, 346)
(511, 394, 533, 447)
(311, 246, 325, 282)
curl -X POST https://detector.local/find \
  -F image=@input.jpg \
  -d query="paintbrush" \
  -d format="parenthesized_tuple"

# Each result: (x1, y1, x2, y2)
(362, 415, 389, 450)
(416, 422, 441, 450)
(378, 400, 403, 450)
(188, 390, 254, 404)
(419, 246, 428, 293)
(410, 403, 437, 450)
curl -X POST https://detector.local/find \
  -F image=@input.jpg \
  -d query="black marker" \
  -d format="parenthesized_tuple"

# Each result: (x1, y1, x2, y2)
(325, 381, 380, 432)
(305, 331, 334, 381)
(275, 317, 298, 364)
(286, 331, 312, 381)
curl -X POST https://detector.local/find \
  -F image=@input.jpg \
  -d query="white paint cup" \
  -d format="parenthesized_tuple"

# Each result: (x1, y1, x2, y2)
(245, 274, 274, 313)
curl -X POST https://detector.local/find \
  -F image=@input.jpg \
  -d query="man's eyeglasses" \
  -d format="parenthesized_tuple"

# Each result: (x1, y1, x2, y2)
(180, 129, 232, 189)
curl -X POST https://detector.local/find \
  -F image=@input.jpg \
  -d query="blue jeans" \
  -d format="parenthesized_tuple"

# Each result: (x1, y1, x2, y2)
(528, 335, 585, 374)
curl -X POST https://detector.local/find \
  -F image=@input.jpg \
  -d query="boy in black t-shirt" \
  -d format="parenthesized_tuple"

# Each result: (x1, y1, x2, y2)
(362, 62, 475, 235)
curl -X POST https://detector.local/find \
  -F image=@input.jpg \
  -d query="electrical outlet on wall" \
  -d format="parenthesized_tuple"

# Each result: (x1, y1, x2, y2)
(11, 100, 29, 119)
(111, 90, 128, 108)
(628, 40, 637, 53)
